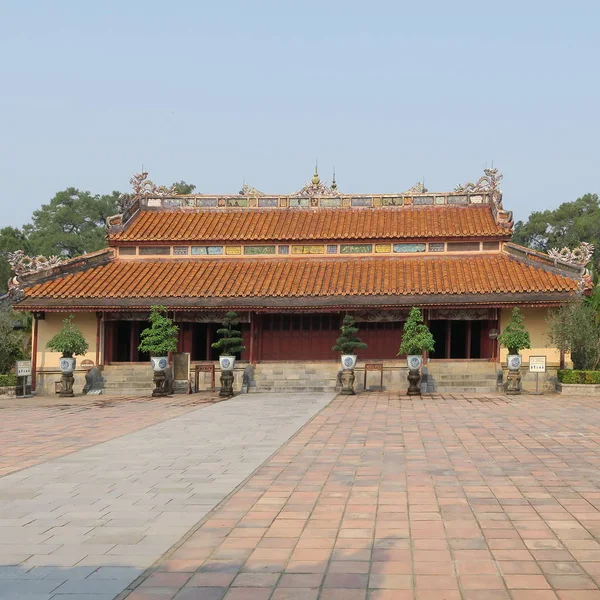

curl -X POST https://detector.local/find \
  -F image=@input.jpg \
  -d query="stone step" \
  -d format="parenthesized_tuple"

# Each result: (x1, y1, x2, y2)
(434, 387, 498, 393)
(249, 386, 337, 393)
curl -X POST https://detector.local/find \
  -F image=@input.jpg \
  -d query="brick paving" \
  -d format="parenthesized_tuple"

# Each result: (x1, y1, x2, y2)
(124, 392, 600, 600)
(0, 393, 218, 477)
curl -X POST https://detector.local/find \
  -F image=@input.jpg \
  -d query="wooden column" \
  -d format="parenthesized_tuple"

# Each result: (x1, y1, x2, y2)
(423, 309, 429, 364)
(95, 312, 102, 367)
(445, 320, 451, 359)
(466, 321, 472, 359)
(129, 322, 137, 362)
(206, 325, 212, 361)
(249, 312, 256, 364)
(31, 314, 40, 392)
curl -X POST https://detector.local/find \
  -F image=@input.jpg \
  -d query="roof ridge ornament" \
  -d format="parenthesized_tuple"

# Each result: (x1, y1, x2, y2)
(548, 242, 594, 267)
(293, 164, 341, 197)
(405, 182, 428, 194)
(239, 182, 265, 196)
(118, 171, 177, 213)
(455, 168, 503, 193)
(7, 250, 63, 276)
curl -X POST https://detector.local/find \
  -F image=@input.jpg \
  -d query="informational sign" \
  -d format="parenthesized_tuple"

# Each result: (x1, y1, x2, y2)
(15, 360, 32, 377)
(529, 356, 546, 373)
(81, 359, 94, 369)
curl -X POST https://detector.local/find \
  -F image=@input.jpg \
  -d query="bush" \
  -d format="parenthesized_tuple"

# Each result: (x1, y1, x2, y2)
(332, 315, 368, 355)
(399, 307, 435, 356)
(138, 306, 179, 357)
(46, 315, 89, 358)
(558, 370, 600, 384)
(0, 373, 17, 387)
(498, 308, 531, 355)
(211, 311, 246, 356)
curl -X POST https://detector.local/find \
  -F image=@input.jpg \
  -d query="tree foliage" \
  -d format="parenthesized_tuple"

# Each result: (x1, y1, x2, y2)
(332, 315, 368, 355)
(0, 306, 26, 374)
(399, 307, 435, 355)
(172, 181, 196, 195)
(23, 188, 120, 259)
(547, 298, 600, 370)
(512, 193, 600, 274)
(138, 306, 179, 357)
(498, 308, 531, 355)
(45, 315, 89, 358)
(211, 311, 246, 356)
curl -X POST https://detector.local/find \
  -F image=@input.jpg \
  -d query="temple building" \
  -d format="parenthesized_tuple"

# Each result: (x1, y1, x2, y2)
(8, 168, 592, 394)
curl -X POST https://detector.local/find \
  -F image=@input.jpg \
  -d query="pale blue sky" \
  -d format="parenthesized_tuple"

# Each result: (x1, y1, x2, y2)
(1, 0, 598, 227)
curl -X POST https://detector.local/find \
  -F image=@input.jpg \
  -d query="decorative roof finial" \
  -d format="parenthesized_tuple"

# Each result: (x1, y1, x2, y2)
(312, 160, 320, 185)
(331, 167, 337, 191)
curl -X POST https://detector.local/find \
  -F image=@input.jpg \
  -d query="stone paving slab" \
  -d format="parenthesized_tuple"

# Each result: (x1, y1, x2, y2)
(0, 392, 335, 599)
(124, 392, 600, 600)
(0, 393, 219, 477)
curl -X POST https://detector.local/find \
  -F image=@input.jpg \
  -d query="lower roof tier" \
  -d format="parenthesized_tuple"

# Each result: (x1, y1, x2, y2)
(16, 253, 581, 310)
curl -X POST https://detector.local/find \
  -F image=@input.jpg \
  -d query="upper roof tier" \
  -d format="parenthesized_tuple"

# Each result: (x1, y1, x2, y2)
(107, 168, 513, 243)
(109, 205, 507, 244)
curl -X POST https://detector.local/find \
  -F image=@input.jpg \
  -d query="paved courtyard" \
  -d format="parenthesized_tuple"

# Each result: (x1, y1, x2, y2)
(2, 392, 600, 600)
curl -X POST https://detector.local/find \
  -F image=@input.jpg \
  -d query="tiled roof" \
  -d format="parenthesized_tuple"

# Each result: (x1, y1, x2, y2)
(109, 205, 508, 243)
(22, 254, 578, 305)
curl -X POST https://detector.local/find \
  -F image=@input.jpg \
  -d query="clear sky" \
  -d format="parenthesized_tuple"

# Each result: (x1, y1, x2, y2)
(1, 0, 598, 228)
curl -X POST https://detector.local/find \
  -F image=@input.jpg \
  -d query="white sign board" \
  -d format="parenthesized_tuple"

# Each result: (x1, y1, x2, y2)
(16, 360, 32, 377)
(529, 356, 546, 373)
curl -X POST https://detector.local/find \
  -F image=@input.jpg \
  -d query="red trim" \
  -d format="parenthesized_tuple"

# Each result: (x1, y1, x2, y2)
(96, 312, 101, 366)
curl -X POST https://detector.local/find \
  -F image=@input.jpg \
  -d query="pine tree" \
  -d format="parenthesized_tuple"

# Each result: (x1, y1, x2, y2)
(498, 308, 531, 354)
(332, 315, 368, 355)
(211, 311, 246, 355)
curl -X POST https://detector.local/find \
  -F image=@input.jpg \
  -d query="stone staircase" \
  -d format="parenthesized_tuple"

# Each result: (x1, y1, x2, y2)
(427, 362, 499, 393)
(249, 362, 340, 393)
(102, 364, 155, 394)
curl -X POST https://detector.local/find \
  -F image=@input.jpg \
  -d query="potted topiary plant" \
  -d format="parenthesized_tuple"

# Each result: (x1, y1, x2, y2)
(332, 315, 368, 395)
(138, 306, 179, 396)
(211, 311, 246, 397)
(399, 307, 435, 395)
(46, 315, 89, 397)
(498, 307, 531, 394)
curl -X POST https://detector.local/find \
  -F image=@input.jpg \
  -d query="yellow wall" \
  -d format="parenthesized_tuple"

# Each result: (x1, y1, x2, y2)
(499, 307, 564, 366)
(36, 312, 99, 371)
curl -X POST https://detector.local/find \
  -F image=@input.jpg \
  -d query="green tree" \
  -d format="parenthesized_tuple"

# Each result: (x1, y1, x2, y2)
(0, 227, 32, 294)
(172, 181, 196, 194)
(399, 307, 435, 355)
(46, 315, 90, 358)
(498, 308, 531, 355)
(211, 311, 246, 356)
(23, 188, 120, 259)
(332, 315, 368, 355)
(138, 306, 179, 357)
(547, 299, 600, 370)
(512, 193, 600, 273)
(0, 306, 27, 373)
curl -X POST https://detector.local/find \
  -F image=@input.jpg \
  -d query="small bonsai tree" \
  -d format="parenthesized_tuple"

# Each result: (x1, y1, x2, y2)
(498, 307, 531, 355)
(138, 305, 179, 357)
(399, 307, 435, 356)
(332, 315, 368, 355)
(46, 315, 89, 358)
(211, 311, 246, 356)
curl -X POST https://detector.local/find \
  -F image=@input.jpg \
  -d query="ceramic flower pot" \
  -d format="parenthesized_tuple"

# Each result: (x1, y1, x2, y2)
(219, 355, 236, 371)
(59, 356, 76, 375)
(341, 354, 357, 370)
(151, 356, 168, 372)
(507, 354, 522, 371)
(407, 355, 423, 371)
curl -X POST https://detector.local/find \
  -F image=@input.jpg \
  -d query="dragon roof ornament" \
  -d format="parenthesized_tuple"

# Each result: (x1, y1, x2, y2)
(405, 182, 428, 194)
(118, 172, 177, 212)
(8, 250, 63, 276)
(548, 242, 594, 267)
(455, 168, 503, 193)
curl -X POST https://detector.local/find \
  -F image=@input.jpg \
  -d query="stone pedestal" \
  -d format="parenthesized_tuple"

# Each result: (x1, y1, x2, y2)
(152, 369, 168, 397)
(220, 369, 234, 397)
(340, 369, 355, 395)
(59, 374, 74, 397)
(407, 369, 421, 396)
(506, 369, 521, 395)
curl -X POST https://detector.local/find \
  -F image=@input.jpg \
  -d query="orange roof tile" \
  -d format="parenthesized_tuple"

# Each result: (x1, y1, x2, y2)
(21, 254, 578, 307)
(109, 205, 508, 243)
